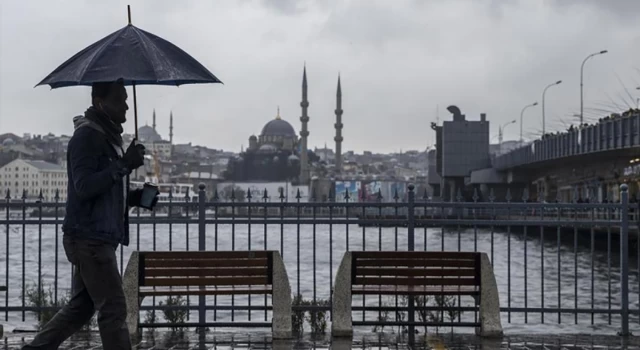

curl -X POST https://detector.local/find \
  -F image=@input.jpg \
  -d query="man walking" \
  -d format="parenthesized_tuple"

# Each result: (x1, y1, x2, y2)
(23, 79, 153, 349)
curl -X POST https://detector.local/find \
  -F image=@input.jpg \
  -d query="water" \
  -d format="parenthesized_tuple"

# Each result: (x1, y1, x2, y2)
(1, 222, 639, 335)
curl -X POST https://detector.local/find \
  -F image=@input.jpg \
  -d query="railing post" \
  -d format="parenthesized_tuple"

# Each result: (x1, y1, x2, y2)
(407, 184, 415, 345)
(198, 183, 207, 326)
(619, 184, 630, 336)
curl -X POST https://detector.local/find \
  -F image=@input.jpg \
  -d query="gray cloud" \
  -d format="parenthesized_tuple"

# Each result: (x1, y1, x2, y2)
(1, 0, 640, 153)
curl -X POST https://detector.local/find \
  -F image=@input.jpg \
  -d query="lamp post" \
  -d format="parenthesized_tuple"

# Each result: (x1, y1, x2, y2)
(499, 120, 516, 155)
(542, 80, 562, 137)
(580, 50, 608, 126)
(520, 102, 538, 145)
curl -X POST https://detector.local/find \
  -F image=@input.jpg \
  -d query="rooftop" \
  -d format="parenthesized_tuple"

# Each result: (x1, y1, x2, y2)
(24, 160, 64, 171)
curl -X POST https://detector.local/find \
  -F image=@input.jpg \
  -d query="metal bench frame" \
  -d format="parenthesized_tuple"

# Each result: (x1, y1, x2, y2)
(331, 251, 503, 338)
(123, 250, 292, 339)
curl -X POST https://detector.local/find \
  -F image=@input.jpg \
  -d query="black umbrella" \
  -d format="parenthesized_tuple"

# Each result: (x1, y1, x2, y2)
(37, 6, 222, 137)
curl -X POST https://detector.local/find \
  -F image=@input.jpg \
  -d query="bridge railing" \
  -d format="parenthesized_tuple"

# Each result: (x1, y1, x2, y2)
(0, 184, 636, 335)
(494, 112, 640, 169)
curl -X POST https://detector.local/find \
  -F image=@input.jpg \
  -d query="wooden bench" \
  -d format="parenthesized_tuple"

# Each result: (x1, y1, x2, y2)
(331, 251, 502, 338)
(123, 251, 292, 339)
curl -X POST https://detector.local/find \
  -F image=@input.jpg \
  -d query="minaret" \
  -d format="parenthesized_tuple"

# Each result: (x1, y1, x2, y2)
(169, 111, 174, 144)
(152, 109, 157, 131)
(299, 65, 310, 184)
(334, 75, 344, 172)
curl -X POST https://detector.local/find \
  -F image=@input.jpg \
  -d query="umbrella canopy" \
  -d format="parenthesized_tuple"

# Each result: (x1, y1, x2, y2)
(37, 24, 222, 88)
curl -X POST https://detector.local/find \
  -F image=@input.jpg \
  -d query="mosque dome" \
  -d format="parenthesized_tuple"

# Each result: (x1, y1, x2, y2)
(2, 138, 15, 146)
(138, 125, 162, 143)
(261, 119, 296, 137)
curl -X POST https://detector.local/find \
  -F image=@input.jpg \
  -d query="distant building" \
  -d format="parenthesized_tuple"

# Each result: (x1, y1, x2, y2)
(432, 106, 490, 201)
(0, 159, 67, 201)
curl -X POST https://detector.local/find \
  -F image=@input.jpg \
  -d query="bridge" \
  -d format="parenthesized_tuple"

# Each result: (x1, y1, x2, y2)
(482, 111, 640, 203)
(494, 111, 640, 170)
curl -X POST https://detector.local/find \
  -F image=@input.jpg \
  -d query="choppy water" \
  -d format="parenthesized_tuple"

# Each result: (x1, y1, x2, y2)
(1, 222, 640, 335)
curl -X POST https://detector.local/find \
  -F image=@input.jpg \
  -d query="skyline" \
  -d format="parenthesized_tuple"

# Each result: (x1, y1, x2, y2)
(2, 0, 640, 153)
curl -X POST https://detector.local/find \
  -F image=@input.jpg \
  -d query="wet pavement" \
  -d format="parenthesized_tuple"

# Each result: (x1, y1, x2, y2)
(2, 331, 640, 350)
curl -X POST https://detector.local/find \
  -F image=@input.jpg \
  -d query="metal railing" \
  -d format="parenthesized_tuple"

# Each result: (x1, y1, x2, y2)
(0, 184, 637, 336)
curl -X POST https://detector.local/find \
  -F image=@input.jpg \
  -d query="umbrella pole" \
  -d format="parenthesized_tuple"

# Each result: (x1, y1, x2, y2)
(133, 82, 139, 139)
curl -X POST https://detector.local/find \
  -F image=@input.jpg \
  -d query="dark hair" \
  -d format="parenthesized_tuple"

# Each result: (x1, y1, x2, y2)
(91, 78, 125, 99)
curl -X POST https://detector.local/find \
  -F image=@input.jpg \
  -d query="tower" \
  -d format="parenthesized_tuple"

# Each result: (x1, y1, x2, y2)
(169, 110, 174, 145)
(152, 109, 157, 131)
(299, 65, 310, 184)
(334, 75, 344, 172)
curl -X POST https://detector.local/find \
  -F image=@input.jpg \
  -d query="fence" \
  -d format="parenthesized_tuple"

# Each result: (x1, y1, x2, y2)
(0, 184, 637, 337)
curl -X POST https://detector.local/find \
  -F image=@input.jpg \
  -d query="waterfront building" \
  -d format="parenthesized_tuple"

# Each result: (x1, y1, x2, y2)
(0, 158, 67, 201)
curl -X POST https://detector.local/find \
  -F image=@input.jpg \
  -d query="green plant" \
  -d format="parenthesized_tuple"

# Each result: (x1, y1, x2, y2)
(415, 295, 432, 334)
(435, 295, 460, 334)
(395, 296, 408, 335)
(25, 280, 96, 331)
(160, 296, 188, 333)
(305, 298, 330, 335)
(291, 294, 306, 335)
(372, 301, 391, 333)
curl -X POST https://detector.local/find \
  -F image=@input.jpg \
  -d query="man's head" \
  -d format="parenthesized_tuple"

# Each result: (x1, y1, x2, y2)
(91, 79, 128, 124)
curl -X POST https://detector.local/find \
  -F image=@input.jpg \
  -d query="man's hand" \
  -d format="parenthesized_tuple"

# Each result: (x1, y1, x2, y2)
(122, 140, 146, 170)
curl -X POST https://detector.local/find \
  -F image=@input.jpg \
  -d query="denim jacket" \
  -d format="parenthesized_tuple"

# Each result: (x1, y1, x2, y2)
(62, 120, 132, 246)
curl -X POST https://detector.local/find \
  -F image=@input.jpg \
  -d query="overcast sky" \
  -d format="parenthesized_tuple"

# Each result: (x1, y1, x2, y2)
(2, 0, 640, 153)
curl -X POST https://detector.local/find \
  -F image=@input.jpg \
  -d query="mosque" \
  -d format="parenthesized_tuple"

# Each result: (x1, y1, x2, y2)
(223, 66, 344, 184)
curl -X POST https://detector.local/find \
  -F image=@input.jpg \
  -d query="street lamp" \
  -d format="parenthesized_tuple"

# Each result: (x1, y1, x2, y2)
(580, 50, 608, 126)
(499, 119, 516, 155)
(520, 102, 538, 145)
(542, 80, 562, 137)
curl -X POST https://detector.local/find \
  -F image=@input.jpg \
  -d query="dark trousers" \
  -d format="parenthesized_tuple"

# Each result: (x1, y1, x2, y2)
(22, 236, 131, 350)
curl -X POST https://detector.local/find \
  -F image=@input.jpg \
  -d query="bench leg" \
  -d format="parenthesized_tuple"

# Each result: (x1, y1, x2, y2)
(476, 253, 503, 338)
(331, 252, 353, 338)
(123, 251, 141, 342)
(271, 252, 292, 339)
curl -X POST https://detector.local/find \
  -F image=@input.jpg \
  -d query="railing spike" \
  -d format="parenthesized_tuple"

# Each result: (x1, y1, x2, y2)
(488, 188, 495, 202)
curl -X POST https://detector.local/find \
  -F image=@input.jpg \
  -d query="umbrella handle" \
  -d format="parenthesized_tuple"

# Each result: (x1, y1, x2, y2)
(133, 81, 138, 139)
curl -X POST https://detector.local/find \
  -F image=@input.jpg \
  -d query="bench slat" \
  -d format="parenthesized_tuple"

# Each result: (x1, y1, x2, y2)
(140, 286, 272, 297)
(355, 267, 476, 277)
(144, 259, 269, 268)
(143, 277, 269, 287)
(352, 285, 479, 296)
(142, 251, 270, 260)
(355, 259, 477, 268)
(144, 267, 268, 277)
(354, 277, 478, 286)
(353, 251, 479, 260)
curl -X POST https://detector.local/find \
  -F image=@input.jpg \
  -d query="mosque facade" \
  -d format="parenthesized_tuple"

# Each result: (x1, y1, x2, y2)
(223, 66, 344, 184)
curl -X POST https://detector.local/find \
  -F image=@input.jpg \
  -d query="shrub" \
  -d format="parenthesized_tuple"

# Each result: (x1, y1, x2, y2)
(25, 280, 96, 331)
